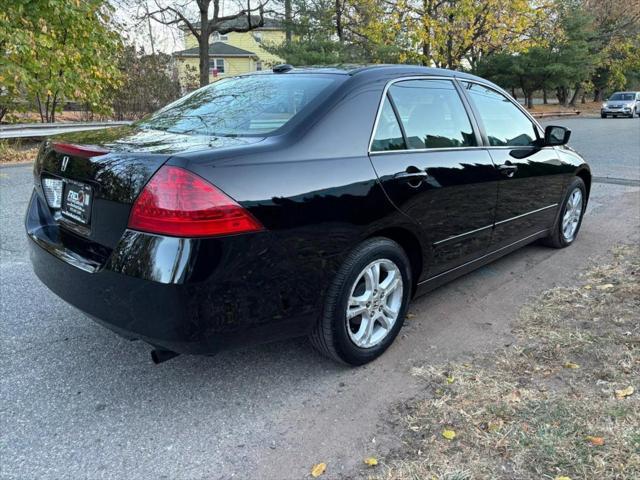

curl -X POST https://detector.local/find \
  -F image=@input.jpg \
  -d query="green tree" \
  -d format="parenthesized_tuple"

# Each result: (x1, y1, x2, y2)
(110, 46, 181, 120)
(267, 0, 404, 65)
(583, 0, 640, 99)
(1, 0, 123, 122)
(394, 0, 541, 69)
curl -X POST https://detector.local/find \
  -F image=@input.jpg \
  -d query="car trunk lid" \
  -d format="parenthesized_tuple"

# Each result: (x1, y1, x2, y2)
(32, 125, 264, 258)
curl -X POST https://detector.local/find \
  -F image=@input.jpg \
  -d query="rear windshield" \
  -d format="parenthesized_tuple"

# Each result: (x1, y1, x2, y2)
(138, 74, 341, 136)
(609, 93, 635, 101)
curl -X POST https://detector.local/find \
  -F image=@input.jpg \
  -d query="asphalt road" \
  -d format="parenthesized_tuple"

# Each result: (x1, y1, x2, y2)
(1, 117, 639, 480)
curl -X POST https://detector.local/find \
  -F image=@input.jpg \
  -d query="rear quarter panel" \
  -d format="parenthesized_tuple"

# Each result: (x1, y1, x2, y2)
(167, 76, 429, 325)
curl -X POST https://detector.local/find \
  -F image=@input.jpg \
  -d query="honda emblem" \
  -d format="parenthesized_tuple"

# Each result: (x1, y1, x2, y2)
(61, 156, 69, 172)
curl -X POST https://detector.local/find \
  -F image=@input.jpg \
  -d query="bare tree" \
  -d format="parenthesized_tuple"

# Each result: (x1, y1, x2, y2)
(145, 0, 271, 87)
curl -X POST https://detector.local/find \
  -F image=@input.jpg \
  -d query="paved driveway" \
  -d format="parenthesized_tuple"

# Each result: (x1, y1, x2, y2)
(1, 117, 639, 479)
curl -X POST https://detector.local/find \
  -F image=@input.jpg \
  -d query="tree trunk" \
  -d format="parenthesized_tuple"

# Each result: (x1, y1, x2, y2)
(199, 7, 210, 87)
(285, 0, 292, 43)
(593, 88, 603, 102)
(526, 92, 533, 109)
(569, 84, 581, 107)
(335, 0, 343, 43)
(511, 87, 517, 100)
(422, 41, 430, 66)
(543, 89, 548, 104)
(556, 87, 568, 106)
(446, 13, 454, 69)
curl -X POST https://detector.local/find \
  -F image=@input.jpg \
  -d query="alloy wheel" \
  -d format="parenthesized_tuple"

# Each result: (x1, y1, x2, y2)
(346, 259, 403, 348)
(562, 188, 583, 242)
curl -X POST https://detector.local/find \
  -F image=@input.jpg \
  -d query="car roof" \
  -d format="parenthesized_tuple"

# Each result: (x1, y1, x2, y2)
(258, 64, 500, 89)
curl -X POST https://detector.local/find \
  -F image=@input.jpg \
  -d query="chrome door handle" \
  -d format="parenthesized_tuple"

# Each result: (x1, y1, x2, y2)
(394, 166, 428, 187)
(498, 163, 518, 177)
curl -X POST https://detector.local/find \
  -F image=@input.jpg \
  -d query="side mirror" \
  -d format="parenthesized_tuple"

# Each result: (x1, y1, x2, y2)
(544, 125, 571, 146)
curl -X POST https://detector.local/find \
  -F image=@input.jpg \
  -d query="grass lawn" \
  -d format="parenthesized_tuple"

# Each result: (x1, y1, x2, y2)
(373, 245, 638, 480)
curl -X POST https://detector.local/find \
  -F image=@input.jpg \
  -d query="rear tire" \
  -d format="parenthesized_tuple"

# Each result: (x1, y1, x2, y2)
(542, 177, 586, 249)
(309, 237, 412, 365)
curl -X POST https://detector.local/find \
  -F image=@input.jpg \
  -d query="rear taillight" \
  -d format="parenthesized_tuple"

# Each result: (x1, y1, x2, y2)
(42, 177, 63, 208)
(128, 166, 264, 238)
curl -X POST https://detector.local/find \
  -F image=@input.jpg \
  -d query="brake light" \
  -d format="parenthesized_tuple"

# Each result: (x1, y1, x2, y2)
(52, 142, 110, 158)
(128, 166, 263, 238)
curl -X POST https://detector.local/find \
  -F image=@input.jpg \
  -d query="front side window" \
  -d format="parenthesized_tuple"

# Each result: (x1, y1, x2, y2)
(371, 96, 405, 151)
(462, 82, 538, 147)
(139, 74, 341, 136)
(388, 79, 477, 149)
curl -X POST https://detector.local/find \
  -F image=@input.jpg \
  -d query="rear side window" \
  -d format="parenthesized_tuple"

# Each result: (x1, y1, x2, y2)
(461, 82, 538, 147)
(371, 96, 406, 151)
(387, 79, 477, 149)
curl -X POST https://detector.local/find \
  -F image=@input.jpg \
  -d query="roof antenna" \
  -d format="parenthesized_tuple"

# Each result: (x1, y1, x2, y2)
(273, 64, 293, 73)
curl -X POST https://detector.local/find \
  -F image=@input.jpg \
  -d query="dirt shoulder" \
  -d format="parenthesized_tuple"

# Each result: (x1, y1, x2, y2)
(365, 245, 639, 480)
(0, 140, 39, 165)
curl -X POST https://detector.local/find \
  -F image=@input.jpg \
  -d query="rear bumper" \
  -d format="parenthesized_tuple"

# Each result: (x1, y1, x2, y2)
(26, 191, 319, 354)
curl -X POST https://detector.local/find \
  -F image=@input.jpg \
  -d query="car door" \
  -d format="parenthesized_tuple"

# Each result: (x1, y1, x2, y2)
(459, 81, 566, 248)
(368, 77, 501, 277)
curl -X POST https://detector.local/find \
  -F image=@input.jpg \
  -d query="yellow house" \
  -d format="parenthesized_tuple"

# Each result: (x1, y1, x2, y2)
(173, 16, 286, 90)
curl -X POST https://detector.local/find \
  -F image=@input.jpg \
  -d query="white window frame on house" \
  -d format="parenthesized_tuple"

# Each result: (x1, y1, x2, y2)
(252, 31, 263, 43)
(256, 60, 263, 71)
(208, 58, 225, 76)
(212, 32, 229, 42)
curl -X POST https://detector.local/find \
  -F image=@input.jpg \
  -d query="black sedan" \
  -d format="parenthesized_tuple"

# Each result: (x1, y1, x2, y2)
(27, 65, 591, 365)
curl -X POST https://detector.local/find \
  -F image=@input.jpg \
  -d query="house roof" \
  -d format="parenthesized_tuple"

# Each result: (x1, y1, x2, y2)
(172, 42, 257, 58)
(182, 16, 282, 32)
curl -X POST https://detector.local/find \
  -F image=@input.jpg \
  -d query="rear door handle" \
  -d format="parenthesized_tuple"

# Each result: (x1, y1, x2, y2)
(394, 166, 428, 187)
(497, 163, 518, 177)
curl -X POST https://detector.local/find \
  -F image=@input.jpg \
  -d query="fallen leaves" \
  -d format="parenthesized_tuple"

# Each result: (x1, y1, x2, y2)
(563, 362, 580, 369)
(555, 476, 572, 480)
(585, 435, 605, 446)
(596, 283, 615, 290)
(504, 389, 522, 403)
(614, 386, 634, 399)
(442, 429, 456, 440)
(310, 462, 326, 477)
(488, 418, 504, 432)
(363, 457, 378, 466)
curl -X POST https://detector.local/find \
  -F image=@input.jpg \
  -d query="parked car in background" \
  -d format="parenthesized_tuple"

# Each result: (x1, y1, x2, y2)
(601, 91, 640, 118)
(27, 65, 591, 366)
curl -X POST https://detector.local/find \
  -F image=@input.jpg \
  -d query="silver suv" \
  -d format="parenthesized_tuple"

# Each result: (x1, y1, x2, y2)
(601, 91, 640, 118)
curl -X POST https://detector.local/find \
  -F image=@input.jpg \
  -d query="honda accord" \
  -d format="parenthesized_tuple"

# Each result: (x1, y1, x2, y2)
(27, 65, 591, 365)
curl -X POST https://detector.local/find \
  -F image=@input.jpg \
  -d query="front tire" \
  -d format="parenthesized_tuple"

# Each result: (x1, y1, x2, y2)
(542, 177, 586, 249)
(310, 237, 412, 365)
(601, 113, 607, 118)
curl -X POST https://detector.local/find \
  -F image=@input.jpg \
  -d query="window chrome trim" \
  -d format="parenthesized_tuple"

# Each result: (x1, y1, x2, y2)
(494, 204, 558, 226)
(367, 75, 484, 155)
(432, 203, 558, 246)
(370, 145, 486, 155)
